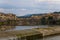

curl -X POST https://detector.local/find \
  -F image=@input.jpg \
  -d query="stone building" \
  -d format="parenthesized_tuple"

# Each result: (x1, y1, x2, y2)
(0, 12, 17, 20)
(7, 13, 17, 20)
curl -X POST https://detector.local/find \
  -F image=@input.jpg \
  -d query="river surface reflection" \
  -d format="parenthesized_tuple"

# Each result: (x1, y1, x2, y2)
(12, 25, 48, 31)
(0, 25, 48, 31)
(39, 34, 60, 40)
(0, 34, 60, 40)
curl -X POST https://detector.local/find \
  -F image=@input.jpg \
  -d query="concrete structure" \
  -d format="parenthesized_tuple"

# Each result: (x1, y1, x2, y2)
(0, 29, 42, 40)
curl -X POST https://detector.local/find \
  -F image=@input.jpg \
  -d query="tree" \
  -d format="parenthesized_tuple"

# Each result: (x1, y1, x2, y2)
(40, 17, 46, 25)
(47, 16, 54, 25)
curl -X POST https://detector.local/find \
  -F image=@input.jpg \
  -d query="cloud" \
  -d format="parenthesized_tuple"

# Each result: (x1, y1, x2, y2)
(0, 0, 60, 16)
(47, 0, 60, 4)
(35, 0, 46, 2)
(49, 0, 60, 1)
(20, 9, 27, 11)
(0, 8, 5, 12)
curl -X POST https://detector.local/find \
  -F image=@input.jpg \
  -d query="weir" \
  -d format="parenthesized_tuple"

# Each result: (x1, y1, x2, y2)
(0, 29, 43, 40)
(16, 34, 42, 40)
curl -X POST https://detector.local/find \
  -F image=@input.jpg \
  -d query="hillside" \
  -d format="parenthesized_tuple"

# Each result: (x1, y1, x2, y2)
(17, 12, 60, 26)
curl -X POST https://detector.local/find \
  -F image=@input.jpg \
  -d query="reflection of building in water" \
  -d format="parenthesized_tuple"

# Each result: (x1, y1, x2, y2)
(0, 26, 15, 31)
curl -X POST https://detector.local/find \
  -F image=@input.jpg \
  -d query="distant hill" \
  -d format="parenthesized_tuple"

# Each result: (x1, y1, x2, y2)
(53, 12, 60, 14)
(17, 13, 46, 18)
(17, 12, 60, 18)
(17, 14, 32, 18)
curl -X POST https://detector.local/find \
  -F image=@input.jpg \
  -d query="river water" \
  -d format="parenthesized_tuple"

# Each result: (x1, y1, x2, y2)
(0, 34, 60, 40)
(39, 34, 60, 40)
(9, 26, 60, 40)
(0, 25, 60, 40)
(7, 25, 48, 31)
(13, 25, 48, 30)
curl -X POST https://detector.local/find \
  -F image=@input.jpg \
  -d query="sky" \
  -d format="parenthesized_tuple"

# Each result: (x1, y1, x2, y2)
(0, 0, 60, 16)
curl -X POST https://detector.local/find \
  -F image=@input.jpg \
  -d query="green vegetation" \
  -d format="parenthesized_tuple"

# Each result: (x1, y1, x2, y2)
(40, 17, 46, 25)
(0, 20, 16, 26)
(0, 12, 60, 26)
(17, 12, 60, 25)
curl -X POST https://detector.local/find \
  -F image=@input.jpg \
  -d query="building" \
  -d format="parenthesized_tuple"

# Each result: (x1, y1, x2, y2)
(0, 12, 17, 21)
(7, 13, 17, 20)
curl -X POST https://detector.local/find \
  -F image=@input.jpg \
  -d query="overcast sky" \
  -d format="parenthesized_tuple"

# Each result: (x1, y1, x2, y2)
(0, 0, 60, 16)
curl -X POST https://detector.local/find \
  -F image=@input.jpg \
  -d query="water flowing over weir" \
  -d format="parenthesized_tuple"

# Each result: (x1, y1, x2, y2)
(1, 26, 60, 40)
(0, 29, 43, 40)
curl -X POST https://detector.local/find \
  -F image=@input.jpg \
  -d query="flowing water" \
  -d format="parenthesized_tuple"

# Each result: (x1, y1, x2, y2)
(7, 25, 48, 31)
(39, 34, 60, 40)
(0, 25, 60, 40)
(0, 35, 60, 40)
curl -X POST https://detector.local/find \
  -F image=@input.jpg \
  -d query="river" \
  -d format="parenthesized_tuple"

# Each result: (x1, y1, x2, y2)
(9, 26, 60, 40)
(0, 34, 60, 40)
(39, 34, 60, 40)
(6, 25, 49, 31)
(0, 25, 60, 40)
(13, 25, 48, 30)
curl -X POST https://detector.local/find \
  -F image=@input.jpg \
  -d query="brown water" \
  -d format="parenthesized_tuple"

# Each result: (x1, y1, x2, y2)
(0, 25, 60, 40)
(3, 25, 48, 31)
(0, 35, 60, 40)
(39, 35, 60, 40)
